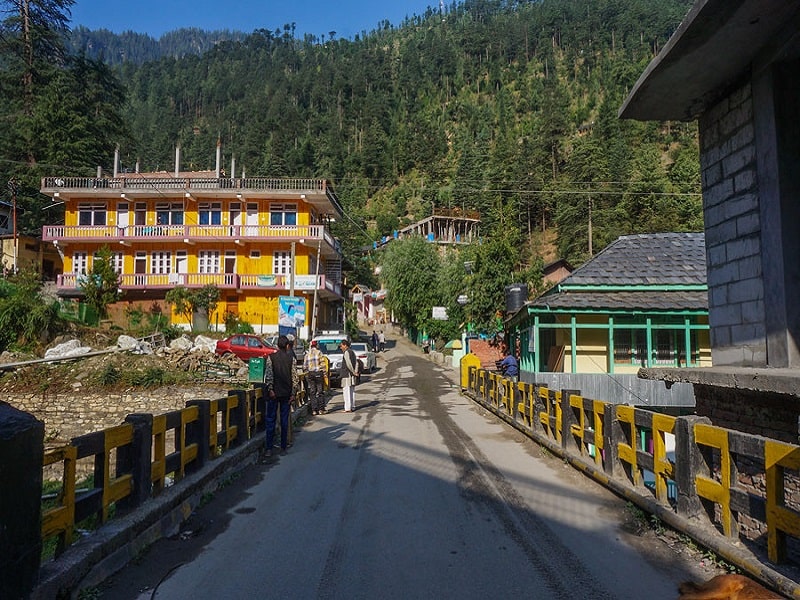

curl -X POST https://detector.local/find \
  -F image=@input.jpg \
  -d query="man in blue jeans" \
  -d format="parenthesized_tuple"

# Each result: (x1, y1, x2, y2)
(263, 335, 300, 458)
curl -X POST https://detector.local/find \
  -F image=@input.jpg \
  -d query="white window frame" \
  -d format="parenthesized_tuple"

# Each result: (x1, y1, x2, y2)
(78, 203, 106, 226)
(199, 202, 222, 225)
(150, 251, 172, 274)
(270, 203, 297, 226)
(155, 202, 184, 225)
(273, 251, 292, 275)
(199, 250, 221, 273)
(73, 252, 88, 275)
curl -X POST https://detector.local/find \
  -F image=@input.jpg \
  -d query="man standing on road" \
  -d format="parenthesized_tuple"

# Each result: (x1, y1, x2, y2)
(303, 340, 326, 415)
(263, 335, 300, 458)
(339, 338, 359, 413)
(378, 330, 386, 352)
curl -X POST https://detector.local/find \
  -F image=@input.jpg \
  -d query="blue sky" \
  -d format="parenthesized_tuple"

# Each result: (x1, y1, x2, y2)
(69, 0, 439, 39)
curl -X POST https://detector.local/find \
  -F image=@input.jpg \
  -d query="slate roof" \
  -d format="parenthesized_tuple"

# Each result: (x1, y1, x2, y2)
(528, 233, 708, 312)
(529, 290, 708, 312)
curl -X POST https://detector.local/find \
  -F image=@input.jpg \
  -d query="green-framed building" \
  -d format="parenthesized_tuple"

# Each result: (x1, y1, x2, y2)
(505, 233, 711, 406)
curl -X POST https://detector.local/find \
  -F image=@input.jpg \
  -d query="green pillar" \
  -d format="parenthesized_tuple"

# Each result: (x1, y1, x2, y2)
(608, 316, 615, 374)
(570, 315, 577, 373)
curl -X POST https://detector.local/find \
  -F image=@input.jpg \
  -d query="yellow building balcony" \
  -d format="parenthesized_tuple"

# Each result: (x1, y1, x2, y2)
(56, 272, 342, 298)
(42, 224, 339, 254)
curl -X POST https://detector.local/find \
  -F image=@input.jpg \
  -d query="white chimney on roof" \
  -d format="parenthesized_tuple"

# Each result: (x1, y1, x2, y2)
(113, 144, 119, 177)
(215, 138, 221, 178)
(174, 144, 181, 177)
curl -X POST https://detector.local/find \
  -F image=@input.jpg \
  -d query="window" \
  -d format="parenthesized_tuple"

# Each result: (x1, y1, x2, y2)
(150, 251, 171, 274)
(78, 203, 106, 226)
(176, 250, 188, 274)
(613, 329, 634, 364)
(250, 250, 261, 259)
(614, 324, 699, 367)
(134, 252, 146, 274)
(134, 203, 146, 226)
(199, 202, 222, 225)
(229, 203, 242, 226)
(273, 251, 292, 275)
(73, 252, 88, 275)
(156, 203, 184, 225)
(224, 250, 236, 274)
(270, 203, 297, 226)
(199, 250, 221, 273)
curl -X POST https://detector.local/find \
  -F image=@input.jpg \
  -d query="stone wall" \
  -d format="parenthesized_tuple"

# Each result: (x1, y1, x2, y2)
(698, 81, 766, 367)
(694, 384, 800, 444)
(5, 384, 236, 445)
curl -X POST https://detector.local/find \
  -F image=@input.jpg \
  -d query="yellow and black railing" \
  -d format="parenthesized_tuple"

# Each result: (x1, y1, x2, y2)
(460, 354, 800, 597)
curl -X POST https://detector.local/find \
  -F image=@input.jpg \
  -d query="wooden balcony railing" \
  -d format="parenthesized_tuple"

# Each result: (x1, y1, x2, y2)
(42, 176, 328, 193)
(42, 224, 339, 253)
(56, 272, 342, 297)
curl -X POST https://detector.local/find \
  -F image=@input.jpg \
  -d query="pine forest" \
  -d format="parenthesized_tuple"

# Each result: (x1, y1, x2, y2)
(1, 0, 700, 313)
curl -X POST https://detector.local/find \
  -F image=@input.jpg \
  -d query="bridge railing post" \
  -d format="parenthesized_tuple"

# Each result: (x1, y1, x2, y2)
(560, 389, 581, 455)
(118, 413, 153, 511)
(0, 402, 44, 600)
(675, 415, 713, 521)
(230, 389, 249, 446)
(186, 399, 211, 473)
(602, 403, 619, 478)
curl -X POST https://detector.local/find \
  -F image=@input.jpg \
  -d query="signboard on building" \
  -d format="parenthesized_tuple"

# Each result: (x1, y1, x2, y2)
(432, 306, 448, 320)
(279, 296, 306, 329)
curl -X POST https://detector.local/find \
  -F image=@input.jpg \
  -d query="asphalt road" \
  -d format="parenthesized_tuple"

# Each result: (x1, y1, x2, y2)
(99, 333, 708, 600)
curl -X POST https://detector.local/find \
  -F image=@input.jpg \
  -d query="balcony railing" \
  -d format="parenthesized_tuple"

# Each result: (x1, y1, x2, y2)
(42, 176, 328, 193)
(43, 224, 339, 252)
(56, 272, 342, 297)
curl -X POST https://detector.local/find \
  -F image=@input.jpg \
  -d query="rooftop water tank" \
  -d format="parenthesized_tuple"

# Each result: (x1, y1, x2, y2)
(504, 283, 528, 314)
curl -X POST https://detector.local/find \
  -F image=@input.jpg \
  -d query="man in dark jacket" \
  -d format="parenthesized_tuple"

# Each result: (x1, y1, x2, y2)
(263, 335, 300, 457)
(339, 338, 359, 412)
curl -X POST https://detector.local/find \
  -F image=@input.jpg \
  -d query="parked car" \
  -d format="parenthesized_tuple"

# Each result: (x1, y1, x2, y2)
(312, 333, 350, 387)
(215, 334, 277, 361)
(264, 335, 306, 365)
(350, 342, 377, 373)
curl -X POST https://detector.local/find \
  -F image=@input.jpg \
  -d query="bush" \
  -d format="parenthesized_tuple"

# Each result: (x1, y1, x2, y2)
(123, 366, 165, 388)
(223, 311, 254, 334)
(96, 364, 122, 386)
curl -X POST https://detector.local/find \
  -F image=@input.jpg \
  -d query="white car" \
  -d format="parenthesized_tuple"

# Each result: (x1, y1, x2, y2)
(351, 342, 377, 373)
(312, 333, 350, 387)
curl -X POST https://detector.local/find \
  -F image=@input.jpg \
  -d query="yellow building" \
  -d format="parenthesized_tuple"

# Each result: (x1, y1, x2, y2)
(39, 171, 344, 335)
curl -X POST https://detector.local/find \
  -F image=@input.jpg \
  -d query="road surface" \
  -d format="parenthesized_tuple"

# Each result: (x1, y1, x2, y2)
(98, 332, 710, 599)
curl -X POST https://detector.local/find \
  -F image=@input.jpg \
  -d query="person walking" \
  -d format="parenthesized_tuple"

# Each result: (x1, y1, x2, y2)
(303, 340, 326, 415)
(371, 330, 379, 353)
(263, 335, 300, 458)
(378, 330, 386, 352)
(339, 338, 359, 413)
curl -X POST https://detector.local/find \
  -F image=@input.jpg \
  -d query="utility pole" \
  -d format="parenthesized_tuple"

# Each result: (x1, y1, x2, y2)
(311, 237, 322, 337)
(588, 193, 593, 257)
(289, 241, 296, 297)
(7, 179, 18, 273)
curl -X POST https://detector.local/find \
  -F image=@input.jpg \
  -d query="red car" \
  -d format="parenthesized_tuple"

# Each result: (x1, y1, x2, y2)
(215, 335, 278, 361)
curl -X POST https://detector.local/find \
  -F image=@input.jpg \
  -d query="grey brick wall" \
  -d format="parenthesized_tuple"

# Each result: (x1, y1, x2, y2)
(698, 82, 766, 366)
